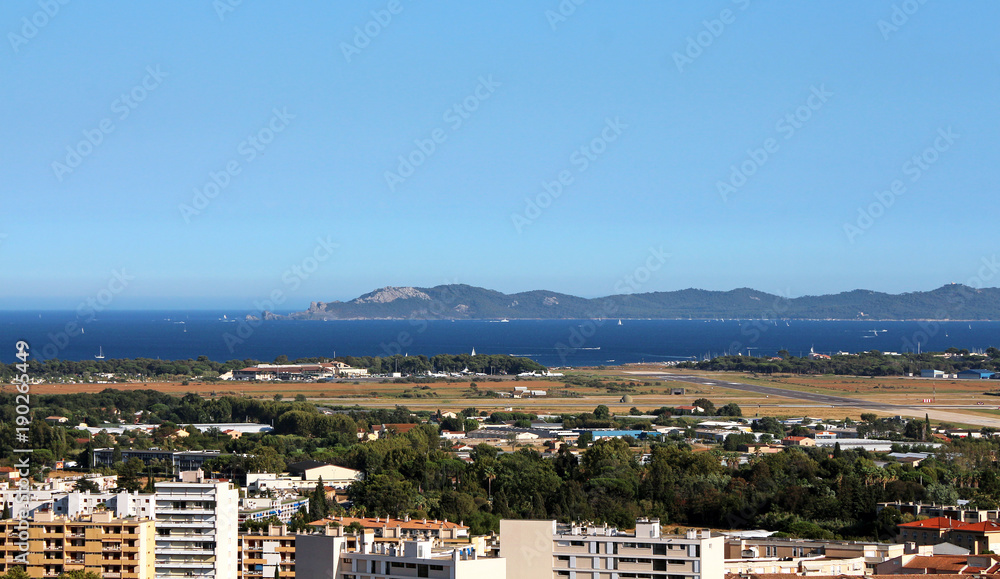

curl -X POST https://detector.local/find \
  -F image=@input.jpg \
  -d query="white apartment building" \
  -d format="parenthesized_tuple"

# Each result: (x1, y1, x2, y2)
(296, 534, 505, 579)
(0, 488, 155, 520)
(154, 475, 239, 579)
(500, 519, 724, 579)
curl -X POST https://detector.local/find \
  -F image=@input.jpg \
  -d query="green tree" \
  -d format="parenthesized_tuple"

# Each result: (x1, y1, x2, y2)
(309, 478, 329, 521)
(57, 571, 102, 579)
(115, 457, 146, 492)
(753, 416, 784, 436)
(346, 521, 366, 535)
(692, 398, 716, 415)
(348, 474, 416, 517)
(925, 482, 959, 505)
(3, 567, 30, 579)
(593, 405, 611, 420)
(876, 506, 903, 540)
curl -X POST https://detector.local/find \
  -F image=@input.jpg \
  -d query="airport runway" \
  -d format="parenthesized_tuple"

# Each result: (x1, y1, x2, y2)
(626, 372, 1000, 429)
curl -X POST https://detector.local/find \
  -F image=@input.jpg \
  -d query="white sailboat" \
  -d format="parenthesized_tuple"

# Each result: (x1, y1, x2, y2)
(617, 319, 622, 326)
(95, 346, 105, 359)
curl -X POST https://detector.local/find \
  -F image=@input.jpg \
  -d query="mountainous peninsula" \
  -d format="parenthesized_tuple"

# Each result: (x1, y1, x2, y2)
(273, 283, 1000, 321)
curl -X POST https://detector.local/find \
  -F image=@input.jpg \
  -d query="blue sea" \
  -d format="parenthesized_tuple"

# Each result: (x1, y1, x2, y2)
(1, 310, 998, 367)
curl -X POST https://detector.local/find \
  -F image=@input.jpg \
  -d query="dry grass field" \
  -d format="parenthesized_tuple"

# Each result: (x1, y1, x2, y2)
(26, 368, 1000, 424)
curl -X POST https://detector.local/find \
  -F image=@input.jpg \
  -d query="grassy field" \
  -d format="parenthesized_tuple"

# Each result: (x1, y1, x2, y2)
(26, 367, 1000, 423)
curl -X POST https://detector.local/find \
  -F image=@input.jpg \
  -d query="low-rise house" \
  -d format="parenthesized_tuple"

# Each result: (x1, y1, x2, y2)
(287, 460, 361, 483)
(0, 467, 19, 482)
(738, 444, 785, 454)
(782, 436, 816, 447)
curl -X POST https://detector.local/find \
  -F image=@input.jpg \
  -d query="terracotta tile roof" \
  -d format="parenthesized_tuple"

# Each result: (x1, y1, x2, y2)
(902, 555, 969, 572)
(954, 520, 1000, 533)
(898, 516, 965, 529)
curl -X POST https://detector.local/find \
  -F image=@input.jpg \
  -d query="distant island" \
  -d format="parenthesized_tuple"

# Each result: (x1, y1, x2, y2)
(262, 283, 1000, 321)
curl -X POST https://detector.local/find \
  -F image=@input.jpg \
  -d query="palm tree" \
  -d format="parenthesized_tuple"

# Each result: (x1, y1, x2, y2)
(483, 465, 496, 500)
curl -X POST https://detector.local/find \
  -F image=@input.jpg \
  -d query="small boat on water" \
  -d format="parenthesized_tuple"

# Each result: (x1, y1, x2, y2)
(617, 319, 622, 326)
(95, 346, 105, 359)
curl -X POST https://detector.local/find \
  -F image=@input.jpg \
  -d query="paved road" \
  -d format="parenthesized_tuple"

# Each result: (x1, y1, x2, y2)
(627, 372, 1000, 429)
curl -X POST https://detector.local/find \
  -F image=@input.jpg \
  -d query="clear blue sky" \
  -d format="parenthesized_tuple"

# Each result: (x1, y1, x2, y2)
(2, 1, 998, 309)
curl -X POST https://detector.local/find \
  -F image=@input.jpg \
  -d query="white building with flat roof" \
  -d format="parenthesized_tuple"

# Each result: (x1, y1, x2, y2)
(500, 518, 724, 579)
(154, 475, 239, 579)
(296, 534, 505, 579)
